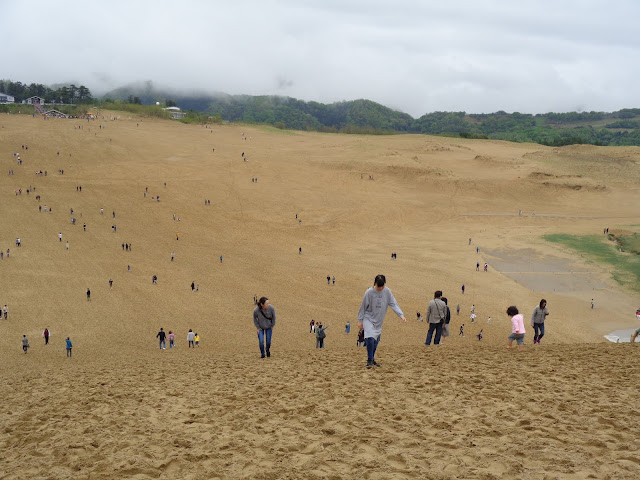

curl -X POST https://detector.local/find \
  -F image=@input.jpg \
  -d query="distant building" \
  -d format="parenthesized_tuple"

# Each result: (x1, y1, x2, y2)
(44, 109, 68, 118)
(24, 96, 44, 105)
(163, 106, 185, 119)
(0, 92, 15, 104)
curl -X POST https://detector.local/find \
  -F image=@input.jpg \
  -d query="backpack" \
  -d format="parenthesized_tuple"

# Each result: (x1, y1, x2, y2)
(318, 329, 326, 339)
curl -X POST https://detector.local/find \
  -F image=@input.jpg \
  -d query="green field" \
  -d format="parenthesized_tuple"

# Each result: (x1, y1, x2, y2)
(544, 234, 640, 290)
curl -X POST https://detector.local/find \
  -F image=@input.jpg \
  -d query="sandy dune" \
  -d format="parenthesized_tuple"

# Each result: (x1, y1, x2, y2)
(1, 113, 639, 478)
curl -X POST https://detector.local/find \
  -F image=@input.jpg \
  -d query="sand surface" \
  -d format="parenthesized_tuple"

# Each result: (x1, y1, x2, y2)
(1, 113, 640, 478)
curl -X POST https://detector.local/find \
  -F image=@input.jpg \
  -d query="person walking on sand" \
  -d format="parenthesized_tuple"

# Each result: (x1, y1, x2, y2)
(459, 324, 464, 336)
(66, 337, 73, 357)
(186, 329, 195, 348)
(168, 331, 176, 349)
(109, 279, 113, 290)
(507, 306, 525, 350)
(439, 297, 451, 344)
(315, 323, 329, 348)
(42, 328, 50, 345)
(461, 284, 465, 295)
(531, 299, 549, 344)
(591, 299, 594, 309)
(254, 297, 276, 358)
(345, 320, 351, 333)
(194, 333, 200, 347)
(357, 274, 406, 368)
(22, 335, 29, 353)
(425, 290, 447, 345)
(3, 304, 8, 319)
(86, 288, 91, 301)
(191, 281, 195, 292)
(310, 319, 315, 333)
(456, 304, 460, 315)
(157, 328, 167, 350)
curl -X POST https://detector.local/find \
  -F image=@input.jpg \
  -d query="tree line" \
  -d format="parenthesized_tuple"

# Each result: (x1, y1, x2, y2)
(5, 78, 640, 146)
(0, 79, 93, 104)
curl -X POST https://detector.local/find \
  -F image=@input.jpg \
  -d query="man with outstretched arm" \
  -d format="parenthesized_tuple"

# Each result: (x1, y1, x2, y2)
(357, 274, 406, 368)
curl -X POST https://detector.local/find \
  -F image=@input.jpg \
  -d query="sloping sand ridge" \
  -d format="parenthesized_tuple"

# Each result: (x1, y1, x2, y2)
(1, 113, 639, 478)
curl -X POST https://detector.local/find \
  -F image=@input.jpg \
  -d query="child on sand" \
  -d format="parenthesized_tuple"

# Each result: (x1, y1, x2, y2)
(66, 337, 73, 357)
(507, 306, 525, 350)
(194, 333, 200, 347)
(459, 324, 464, 336)
(168, 331, 176, 349)
(22, 335, 29, 353)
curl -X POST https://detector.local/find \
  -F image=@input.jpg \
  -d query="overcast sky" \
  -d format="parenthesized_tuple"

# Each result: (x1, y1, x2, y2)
(2, 0, 639, 116)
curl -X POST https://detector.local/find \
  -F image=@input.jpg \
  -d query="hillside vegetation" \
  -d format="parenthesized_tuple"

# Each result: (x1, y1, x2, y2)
(102, 83, 640, 145)
(4, 78, 640, 145)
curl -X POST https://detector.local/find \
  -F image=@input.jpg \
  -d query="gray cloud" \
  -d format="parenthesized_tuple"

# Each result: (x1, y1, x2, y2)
(2, 0, 639, 116)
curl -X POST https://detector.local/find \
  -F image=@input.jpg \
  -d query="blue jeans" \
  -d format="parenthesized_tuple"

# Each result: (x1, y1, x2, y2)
(533, 323, 545, 342)
(365, 337, 378, 361)
(425, 322, 442, 345)
(169, 339, 174, 349)
(159, 339, 166, 349)
(258, 328, 272, 357)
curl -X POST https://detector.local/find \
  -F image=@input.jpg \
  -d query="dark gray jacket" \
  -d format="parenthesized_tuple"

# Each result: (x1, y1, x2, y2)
(254, 305, 276, 330)
(531, 305, 548, 324)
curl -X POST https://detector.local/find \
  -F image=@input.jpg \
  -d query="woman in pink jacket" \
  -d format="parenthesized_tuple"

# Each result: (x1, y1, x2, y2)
(507, 306, 525, 350)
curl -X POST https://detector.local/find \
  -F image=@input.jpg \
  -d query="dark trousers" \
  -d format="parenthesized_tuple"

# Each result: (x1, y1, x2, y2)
(44, 336, 49, 345)
(425, 322, 443, 345)
(365, 337, 378, 361)
(258, 328, 272, 357)
(534, 323, 545, 341)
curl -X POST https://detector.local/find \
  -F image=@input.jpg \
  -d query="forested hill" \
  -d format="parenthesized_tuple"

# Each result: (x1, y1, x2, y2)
(103, 84, 640, 146)
(4, 77, 640, 146)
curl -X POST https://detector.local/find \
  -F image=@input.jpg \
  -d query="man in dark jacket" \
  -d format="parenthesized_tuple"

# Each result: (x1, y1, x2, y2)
(253, 297, 276, 358)
(156, 328, 167, 350)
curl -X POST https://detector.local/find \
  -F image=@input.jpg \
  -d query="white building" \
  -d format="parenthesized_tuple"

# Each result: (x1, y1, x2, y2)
(0, 93, 15, 104)
(24, 96, 44, 105)
(163, 106, 185, 119)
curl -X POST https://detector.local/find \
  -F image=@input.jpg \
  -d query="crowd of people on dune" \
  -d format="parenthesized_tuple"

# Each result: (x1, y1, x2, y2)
(5, 120, 639, 365)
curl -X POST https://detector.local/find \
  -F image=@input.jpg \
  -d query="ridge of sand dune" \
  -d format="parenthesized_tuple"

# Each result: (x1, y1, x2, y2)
(1, 113, 639, 478)
(1, 345, 639, 479)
